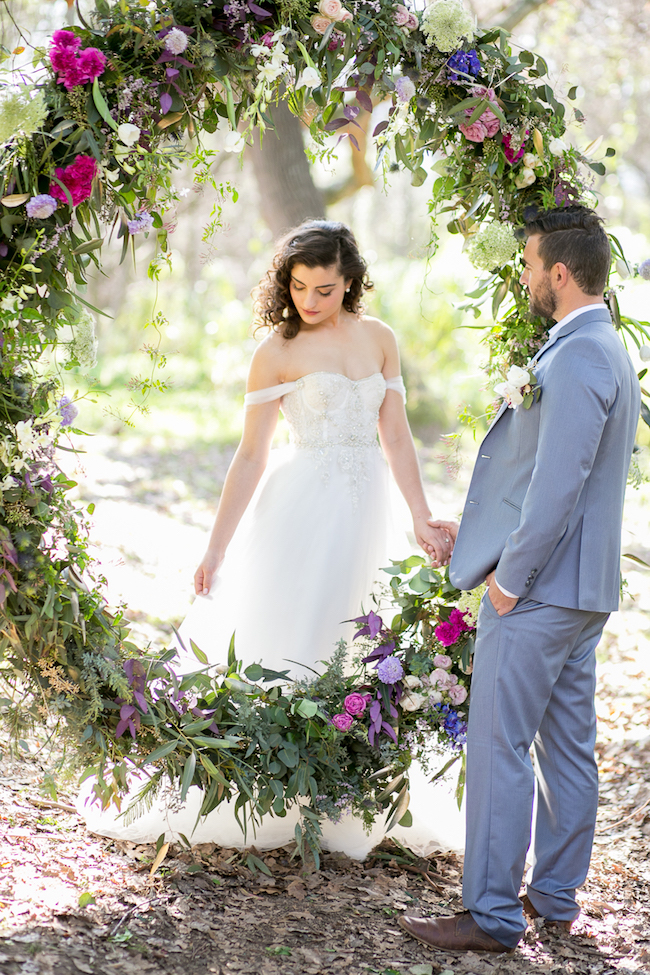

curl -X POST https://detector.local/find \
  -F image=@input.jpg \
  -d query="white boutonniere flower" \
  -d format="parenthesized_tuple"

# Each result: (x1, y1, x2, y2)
(494, 363, 540, 410)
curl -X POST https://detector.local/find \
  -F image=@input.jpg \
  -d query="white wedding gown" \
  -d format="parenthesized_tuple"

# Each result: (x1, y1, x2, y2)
(78, 372, 465, 858)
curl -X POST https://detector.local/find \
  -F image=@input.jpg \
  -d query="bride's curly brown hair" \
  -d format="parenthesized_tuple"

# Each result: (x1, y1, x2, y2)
(253, 220, 373, 340)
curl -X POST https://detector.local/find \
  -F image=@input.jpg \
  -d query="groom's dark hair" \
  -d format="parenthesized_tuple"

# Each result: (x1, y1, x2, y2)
(524, 205, 610, 295)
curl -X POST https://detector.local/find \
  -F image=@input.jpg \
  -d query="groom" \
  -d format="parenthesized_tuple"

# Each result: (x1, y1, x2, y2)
(401, 205, 640, 952)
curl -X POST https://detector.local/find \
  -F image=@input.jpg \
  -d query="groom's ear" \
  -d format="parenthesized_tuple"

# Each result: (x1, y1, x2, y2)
(551, 261, 571, 289)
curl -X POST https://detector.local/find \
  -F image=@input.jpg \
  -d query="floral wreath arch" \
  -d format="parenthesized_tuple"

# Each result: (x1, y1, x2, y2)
(0, 0, 647, 860)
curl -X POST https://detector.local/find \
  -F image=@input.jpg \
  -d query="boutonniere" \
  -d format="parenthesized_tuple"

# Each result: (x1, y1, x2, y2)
(494, 364, 541, 410)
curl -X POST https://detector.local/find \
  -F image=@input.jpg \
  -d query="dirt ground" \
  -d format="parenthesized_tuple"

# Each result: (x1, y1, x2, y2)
(2, 435, 650, 975)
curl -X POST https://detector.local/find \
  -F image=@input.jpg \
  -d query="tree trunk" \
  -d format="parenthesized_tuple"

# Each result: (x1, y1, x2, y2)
(248, 99, 326, 239)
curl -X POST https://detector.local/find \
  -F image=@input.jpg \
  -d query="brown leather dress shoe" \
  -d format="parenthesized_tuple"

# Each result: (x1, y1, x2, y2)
(520, 893, 573, 932)
(398, 911, 515, 953)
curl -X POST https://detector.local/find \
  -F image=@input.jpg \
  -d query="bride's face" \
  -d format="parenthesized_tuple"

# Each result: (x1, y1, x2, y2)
(289, 263, 351, 327)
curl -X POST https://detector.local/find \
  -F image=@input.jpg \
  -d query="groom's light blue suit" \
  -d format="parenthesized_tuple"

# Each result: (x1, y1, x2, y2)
(449, 306, 640, 947)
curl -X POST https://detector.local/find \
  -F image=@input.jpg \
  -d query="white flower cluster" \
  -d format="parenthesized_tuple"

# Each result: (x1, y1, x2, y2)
(456, 584, 485, 627)
(421, 0, 475, 53)
(0, 87, 47, 144)
(67, 309, 98, 368)
(0, 418, 52, 488)
(399, 658, 468, 712)
(467, 221, 518, 272)
(251, 34, 290, 89)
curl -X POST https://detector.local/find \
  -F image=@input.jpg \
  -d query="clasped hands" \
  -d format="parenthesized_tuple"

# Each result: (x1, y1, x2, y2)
(420, 517, 459, 568)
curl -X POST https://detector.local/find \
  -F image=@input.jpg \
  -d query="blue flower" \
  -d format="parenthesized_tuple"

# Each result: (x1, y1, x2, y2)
(376, 655, 404, 684)
(447, 48, 481, 83)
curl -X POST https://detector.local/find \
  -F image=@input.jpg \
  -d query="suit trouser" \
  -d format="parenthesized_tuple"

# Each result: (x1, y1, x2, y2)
(462, 593, 609, 948)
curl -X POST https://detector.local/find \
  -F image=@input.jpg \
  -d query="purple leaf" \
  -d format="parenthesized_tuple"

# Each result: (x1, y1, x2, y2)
(355, 89, 373, 113)
(0, 583, 5, 607)
(2, 569, 16, 593)
(373, 120, 389, 137)
(160, 92, 173, 115)
(348, 134, 360, 152)
(344, 105, 360, 121)
(324, 118, 349, 131)
(381, 721, 398, 744)
(247, 0, 272, 18)
(115, 718, 130, 737)
(166, 67, 180, 79)
(133, 690, 148, 713)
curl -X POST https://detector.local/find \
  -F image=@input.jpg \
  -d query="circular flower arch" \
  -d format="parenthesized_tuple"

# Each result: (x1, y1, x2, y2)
(0, 0, 647, 857)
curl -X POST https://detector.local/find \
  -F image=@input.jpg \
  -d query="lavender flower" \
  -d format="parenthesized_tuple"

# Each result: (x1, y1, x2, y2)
(26, 194, 58, 219)
(376, 655, 404, 684)
(395, 76, 416, 103)
(638, 259, 650, 281)
(58, 395, 78, 427)
(127, 211, 154, 235)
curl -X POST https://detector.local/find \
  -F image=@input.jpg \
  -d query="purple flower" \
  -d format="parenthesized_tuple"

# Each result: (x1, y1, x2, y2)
(127, 211, 154, 235)
(449, 607, 472, 632)
(395, 76, 416, 103)
(344, 692, 368, 716)
(376, 655, 404, 684)
(352, 610, 384, 640)
(332, 712, 354, 732)
(0, 243, 8, 257)
(26, 194, 58, 219)
(554, 181, 580, 207)
(58, 395, 78, 427)
(639, 259, 650, 281)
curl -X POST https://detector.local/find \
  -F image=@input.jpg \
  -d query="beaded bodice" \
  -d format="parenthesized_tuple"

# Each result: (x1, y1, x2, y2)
(244, 371, 406, 506)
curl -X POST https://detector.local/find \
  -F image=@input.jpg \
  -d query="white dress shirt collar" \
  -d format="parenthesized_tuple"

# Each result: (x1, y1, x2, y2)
(548, 302, 608, 339)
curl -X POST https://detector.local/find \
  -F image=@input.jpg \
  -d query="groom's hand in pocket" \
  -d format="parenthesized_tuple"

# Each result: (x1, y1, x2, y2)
(485, 571, 518, 616)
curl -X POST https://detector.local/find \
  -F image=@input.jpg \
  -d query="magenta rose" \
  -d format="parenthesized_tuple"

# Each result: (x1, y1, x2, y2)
(344, 693, 368, 716)
(332, 712, 354, 732)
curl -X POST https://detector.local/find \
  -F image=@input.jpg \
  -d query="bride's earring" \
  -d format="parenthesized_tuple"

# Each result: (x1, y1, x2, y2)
(345, 287, 350, 293)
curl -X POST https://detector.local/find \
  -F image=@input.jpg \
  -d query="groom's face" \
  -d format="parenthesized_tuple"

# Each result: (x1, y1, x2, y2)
(520, 234, 558, 320)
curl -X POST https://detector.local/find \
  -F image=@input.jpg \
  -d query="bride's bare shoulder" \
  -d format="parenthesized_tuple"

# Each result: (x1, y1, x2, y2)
(248, 330, 289, 389)
(359, 315, 398, 347)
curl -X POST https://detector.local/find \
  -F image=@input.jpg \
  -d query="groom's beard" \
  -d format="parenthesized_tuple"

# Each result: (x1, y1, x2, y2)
(528, 277, 558, 319)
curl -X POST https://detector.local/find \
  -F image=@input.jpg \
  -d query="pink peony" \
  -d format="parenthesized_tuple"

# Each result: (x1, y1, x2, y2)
(332, 712, 354, 732)
(394, 4, 411, 26)
(50, 29, 106, 89)
(311, 14, 333, 33)
(449, 684, 468, 705)
(344, 692, 368, 716)
(49, 154, 98, 207)
(435, 619, 462, 646)
(433, 653, 452, 670)
(431, 667, 453, 689)
(406, 12, 419, 29)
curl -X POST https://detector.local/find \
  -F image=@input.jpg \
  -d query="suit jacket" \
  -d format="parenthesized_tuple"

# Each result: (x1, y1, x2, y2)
(449, 307, 641, 612)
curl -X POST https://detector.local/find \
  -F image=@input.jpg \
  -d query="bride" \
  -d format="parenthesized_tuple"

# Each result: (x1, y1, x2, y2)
(79, 221, 465, 857)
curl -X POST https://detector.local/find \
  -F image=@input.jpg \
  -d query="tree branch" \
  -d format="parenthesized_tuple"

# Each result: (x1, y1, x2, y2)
(488, 0, 550, 32)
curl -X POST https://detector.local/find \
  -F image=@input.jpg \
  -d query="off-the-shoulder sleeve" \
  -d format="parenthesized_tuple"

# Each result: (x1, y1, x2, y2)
(385, 376, 406, 401)
(244, 381, 297, 408)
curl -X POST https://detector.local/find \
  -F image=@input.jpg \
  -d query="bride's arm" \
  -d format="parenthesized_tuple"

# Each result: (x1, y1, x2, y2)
(376, 329, 453, 567)
(194, 346, 281, 595)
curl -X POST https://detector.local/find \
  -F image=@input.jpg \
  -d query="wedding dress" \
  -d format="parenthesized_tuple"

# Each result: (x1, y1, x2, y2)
(78, 372, 465, 858)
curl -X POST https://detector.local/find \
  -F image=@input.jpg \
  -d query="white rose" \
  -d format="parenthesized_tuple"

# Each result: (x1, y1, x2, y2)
(506, 364, 530, 387)
(296, 66, 322, 90)
(522, 152, 541, 169)
(400, 690, 427, 712)
(548, 137, 567, 157)
(428, 689, 443, 705)
(639, 346, 650, 362)
(403, 674, 422, 690)
(223, 131, 245, 153)
(514, 167, 536, 189)
(117, 123, 141, 147)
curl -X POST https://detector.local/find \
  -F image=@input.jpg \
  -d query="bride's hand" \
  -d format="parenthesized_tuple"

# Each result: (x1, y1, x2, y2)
(414, 518, 453, 567)
(428, 518, 459, 545)
(194, 552, 223, 595)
